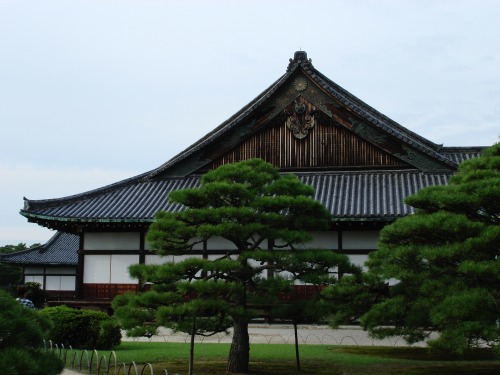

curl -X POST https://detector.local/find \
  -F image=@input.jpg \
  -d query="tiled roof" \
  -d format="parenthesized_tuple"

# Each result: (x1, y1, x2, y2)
(303, 170, 451, 219)
(19, 52, 486, 229)
(0, 232, 78, 265)
(22, 170, 454, 223)
(440, 147, 484, 165)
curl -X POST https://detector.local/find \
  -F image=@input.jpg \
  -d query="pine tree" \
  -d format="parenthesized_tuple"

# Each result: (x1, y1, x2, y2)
(113, 159, 354, 373)
(329, 143, 500, 355)
(0, 290, 64, 375)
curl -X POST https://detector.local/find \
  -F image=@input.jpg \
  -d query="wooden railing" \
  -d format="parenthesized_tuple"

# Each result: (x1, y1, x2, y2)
(80, 283, 324, 302)
(279, 285, 325, 301)
(82, 284, 139, 299)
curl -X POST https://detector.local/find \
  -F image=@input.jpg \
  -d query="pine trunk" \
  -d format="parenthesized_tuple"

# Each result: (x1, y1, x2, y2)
(189, 317, 195, 375)
(227, 320, 250, 373)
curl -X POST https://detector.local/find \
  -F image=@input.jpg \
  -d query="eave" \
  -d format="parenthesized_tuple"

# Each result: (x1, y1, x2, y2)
(21, 211, 154, 233)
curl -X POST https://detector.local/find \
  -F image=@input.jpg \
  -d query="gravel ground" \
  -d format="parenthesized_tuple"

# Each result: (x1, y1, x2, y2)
(123, 324, 429, 346)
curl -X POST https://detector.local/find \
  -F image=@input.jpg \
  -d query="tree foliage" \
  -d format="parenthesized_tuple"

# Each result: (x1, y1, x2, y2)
(15, 282, 47, 308)
(0, 243, 40, 290)
(327, 143, 500, 355)
(0, 290, 63, 375)
(113, 159, 355, 373)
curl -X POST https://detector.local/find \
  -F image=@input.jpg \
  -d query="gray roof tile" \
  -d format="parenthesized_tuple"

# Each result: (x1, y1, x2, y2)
(23, 171, 454, 222)
(0, 232, 78, 265)
(441, 147, 484, 164)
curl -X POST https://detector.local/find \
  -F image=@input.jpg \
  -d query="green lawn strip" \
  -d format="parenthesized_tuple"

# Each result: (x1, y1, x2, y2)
(64, 342, 500, 375)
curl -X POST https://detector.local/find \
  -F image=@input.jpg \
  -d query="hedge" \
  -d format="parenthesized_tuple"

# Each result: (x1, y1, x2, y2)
(40, 305, 121, 349)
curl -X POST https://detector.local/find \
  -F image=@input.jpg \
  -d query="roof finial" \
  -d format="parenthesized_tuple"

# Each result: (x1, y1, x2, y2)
(294, 50, 307, 62)
(287, 51, 313, 72)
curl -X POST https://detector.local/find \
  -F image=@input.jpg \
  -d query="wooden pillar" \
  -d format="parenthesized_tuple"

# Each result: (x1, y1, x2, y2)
(139, 231, 146, 264)
(75, 232, 85, 299)
(337, 228, 344, 278)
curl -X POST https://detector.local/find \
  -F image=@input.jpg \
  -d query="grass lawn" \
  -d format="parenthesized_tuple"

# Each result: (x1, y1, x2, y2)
(64, 342, 500, 375)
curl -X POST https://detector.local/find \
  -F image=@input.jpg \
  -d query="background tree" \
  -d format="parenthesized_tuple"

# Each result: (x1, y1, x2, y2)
(0, 243, 40, 291)
(113, 158, 355, 373)
(328, 143, 500, 355)
(0, 290, 63, 375)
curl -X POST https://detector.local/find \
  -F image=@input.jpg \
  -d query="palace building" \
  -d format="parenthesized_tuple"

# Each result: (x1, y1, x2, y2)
(2, 51, 484, 307)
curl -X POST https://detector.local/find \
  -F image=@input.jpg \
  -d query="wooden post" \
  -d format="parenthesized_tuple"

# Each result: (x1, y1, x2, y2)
(294, 322, 301, 371)
(189, 316, 196, 375)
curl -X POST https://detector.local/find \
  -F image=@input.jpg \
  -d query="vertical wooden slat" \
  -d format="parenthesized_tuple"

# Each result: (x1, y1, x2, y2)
(204, 118, 407, 171)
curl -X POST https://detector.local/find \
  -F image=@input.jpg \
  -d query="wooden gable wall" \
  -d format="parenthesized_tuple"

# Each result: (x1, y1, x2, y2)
(202, 99, 410, 171)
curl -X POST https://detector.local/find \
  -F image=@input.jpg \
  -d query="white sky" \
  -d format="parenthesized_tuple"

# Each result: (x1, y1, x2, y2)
(1, 0, 499, 246)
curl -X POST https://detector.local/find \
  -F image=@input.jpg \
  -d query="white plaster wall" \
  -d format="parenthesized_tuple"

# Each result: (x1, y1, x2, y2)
(46, 276, 76, 291)
(146, 237, 204, 251)
(84, 255, 110, 283)
(45, 276, 61, 290)
(189, 237, 205, 250)
(110, 255, 139, 283)
(148, 237, 269, 251)
(275, 231, 338, 250)
(347, 254, 370, 271)
(342, 230, 379, 250)
(84, 232, 140, 250)
(145, 254, 174, 264)
(296, 231, 339, 249)
(206, 236, 237, 250)
(84, 254, 139, 283)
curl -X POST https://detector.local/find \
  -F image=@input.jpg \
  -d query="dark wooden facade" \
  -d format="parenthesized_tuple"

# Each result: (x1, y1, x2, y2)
(203, 115, 410, 171)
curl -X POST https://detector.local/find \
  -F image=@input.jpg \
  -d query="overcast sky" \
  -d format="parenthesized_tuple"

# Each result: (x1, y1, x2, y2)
(1, 0, 499, 246)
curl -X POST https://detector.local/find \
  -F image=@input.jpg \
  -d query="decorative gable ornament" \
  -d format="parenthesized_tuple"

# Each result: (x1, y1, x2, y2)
(285, 99, 316, 139)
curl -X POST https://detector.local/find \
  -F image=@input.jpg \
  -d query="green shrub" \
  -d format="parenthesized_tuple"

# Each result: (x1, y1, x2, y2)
(0, 290, 63, 375)
(40, 305, 121, 349)
(0, 347, 64, 375)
